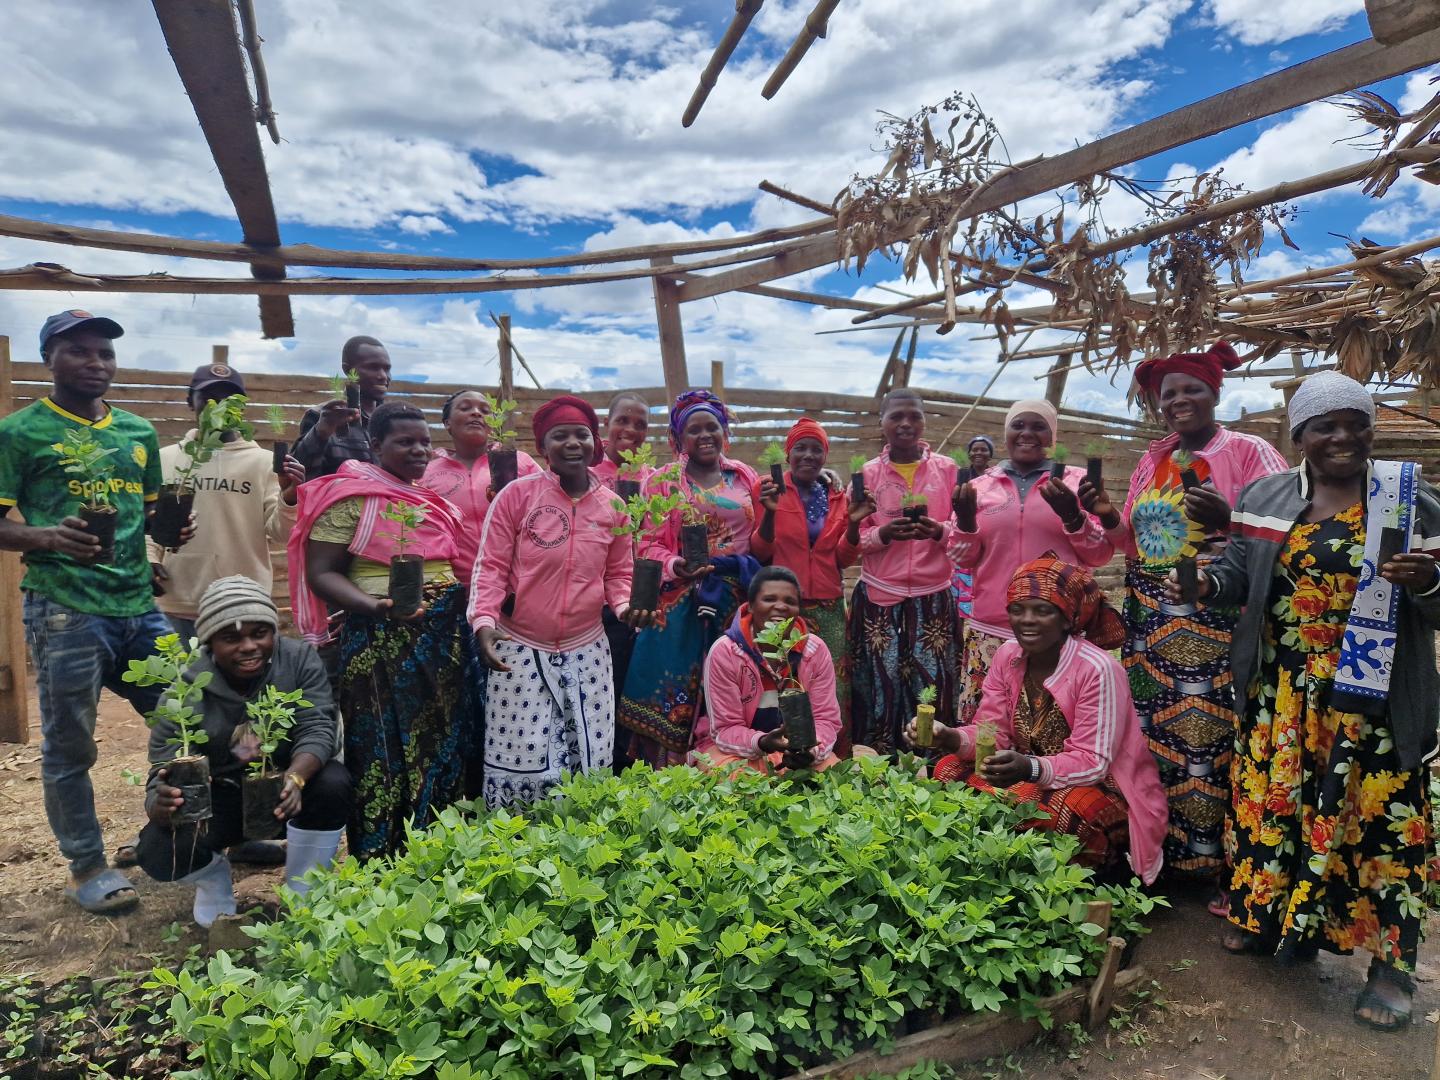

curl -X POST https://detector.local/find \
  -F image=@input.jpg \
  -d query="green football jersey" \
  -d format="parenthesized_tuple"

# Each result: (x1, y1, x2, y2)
(0, 397, 161, 616)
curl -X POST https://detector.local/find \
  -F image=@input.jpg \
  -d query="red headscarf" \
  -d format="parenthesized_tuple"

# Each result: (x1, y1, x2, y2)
(532, 394, 603, 465)
(1133, 341, 1241, 397)
(784, 416, 829, 455)
(1006, 552, 1125, 650)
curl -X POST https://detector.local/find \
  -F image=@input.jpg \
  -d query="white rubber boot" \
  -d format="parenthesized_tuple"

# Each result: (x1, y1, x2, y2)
(181, 854, 236, 928)
(283, 823, 343, 896)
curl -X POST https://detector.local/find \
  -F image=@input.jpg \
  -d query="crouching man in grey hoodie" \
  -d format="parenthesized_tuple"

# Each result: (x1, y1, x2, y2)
(138, 575, 351, 925)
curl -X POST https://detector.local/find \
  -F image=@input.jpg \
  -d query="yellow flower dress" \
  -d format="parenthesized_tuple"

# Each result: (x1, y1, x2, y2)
(1229, 503, 1431, 969)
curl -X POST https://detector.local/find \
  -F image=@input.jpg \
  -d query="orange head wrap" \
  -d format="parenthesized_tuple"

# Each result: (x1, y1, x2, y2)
(1006, 552, 1125, 650)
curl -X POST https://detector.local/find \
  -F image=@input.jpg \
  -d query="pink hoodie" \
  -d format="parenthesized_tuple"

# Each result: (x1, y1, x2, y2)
(421, 448, 542, 584)
(953, 636, 1167, 884)
(467, 469, 633, 652)
(1108, 425, 1289, 557)
(857, 444, 960, 606)
(696, 633, 841, 760)
(950, 465, 1113, 638)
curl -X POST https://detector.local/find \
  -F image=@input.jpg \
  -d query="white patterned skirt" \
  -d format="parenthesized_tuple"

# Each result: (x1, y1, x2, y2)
(482, 635, 614, 810)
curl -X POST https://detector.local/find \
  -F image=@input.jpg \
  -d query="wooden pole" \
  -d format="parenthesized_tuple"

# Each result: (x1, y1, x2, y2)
(212, 344, 229, 366)
(711, 361, 726, 402)
(0, 336, 29, 744)
(1366, 0, 1440, 44)
(497, 314, 514, 401)
(652, 256, 690, 403)
(1044, 352, 1072, 407)
(761, 0, 843, 100)
(682, 0, 765, 127)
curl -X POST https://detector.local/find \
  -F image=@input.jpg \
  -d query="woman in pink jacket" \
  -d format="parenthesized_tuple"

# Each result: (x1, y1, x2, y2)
(907, 556, 1167, 885)
(695, 567, 843, 774)
(469, 395, 651, 809)
(617, 390, 759, 767)
(1081, 341, 1288, 902)
(848, 388, 960, 755)
(951, 399, 1113, 724)
(592, 391, 653, 492)
(421, 389, 542, 585)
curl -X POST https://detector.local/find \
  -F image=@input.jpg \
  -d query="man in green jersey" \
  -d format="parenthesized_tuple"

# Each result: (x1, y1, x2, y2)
(0, 311, 180, 913)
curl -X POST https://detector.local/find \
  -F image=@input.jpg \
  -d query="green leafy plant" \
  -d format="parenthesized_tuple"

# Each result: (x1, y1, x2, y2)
(611, 490, 686, 543)
(481, 393, 518, 448)
(55, 427, 120, 509)
(265, 404, 288, 435)
(380, 501, 427, 558)
(901, 492, 928, 509)
(121, 634, 211, 758)
(166, 760, 1158, 1078)
(849, 453, 868, 474)
(618, 443, 657, 479)
(754, 615, 806, 690)
(757, 442, 786, 469)
(917, 685, 937, 707)
(1083, 440, 1107, 459)
(176, 394, 254, 494)
(328, 370, 359, 398)
(948, 448, 969, 467)
(1049, 444, 1070, 464)
(244, 686, 310, 777)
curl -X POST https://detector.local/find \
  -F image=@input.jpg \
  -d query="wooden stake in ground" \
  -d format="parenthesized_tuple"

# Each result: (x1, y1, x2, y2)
(0, 335, 29, 744)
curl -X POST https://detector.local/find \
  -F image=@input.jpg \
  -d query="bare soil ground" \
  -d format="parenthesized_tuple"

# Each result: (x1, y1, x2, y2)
(0, 679, 1435, 1078)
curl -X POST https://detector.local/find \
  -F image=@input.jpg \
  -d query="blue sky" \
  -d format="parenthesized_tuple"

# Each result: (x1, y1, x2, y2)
(0, 0, 1434, 418)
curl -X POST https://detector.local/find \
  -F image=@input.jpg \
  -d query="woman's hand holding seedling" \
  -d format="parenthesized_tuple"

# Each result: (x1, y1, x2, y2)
(979, 749, 1032, 787)
(673, 559, 713, 582)
(902, 717, 961, 753)
(952, 482, 977, 532)
(1182, 485, 1231, 533)
(621, 607, 658, 629)
(372, 596, 428, 621)
(757, 477, 782, 512)
(1381, 552, 1439, 589)
(1038, 477, 1083, 530)
(1163, 566, 1215, 603)
(1077, 479, 1120, 529)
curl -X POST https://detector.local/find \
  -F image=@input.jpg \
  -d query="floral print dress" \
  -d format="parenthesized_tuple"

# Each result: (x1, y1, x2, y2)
(1229, 503, 1431, 969)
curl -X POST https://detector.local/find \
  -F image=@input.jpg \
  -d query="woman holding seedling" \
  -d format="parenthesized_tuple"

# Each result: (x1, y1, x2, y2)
(593, 391, 653, 492)
(750, 418, 864, 752)
(136, 576, 349, 926)
(695, 567, 843, 774)
(422, 389, 542, 585)
(847, 388, 960, 755)
(951, 400, 1113, 724)
(1082, 341, 1288, 899)
(949, 434, 998, 624)
(1167, 373, 1440, 1031)
(907, 555, 1166, 886)
(290, 402, 481, 860)
(616, 389, 759, 767)
(469, 396, 652, 808)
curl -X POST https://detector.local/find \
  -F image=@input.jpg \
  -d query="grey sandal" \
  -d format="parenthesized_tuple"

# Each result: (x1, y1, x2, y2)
(64, 868, 139, 914)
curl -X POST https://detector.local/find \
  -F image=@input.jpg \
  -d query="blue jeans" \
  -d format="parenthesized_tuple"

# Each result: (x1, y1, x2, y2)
(165, 615, 197, 644)
(21, 593, 172, 877)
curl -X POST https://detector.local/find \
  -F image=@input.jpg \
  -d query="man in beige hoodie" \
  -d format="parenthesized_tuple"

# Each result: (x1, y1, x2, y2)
(148, 362, 305, 642)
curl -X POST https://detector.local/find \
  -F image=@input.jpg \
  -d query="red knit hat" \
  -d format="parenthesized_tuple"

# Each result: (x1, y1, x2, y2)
(532, 395, 604, 464)
(1133, 341, 1241, 397)
(784, 416, 829, 455)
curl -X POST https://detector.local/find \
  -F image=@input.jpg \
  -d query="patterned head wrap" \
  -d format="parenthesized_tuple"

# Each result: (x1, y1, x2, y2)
(1287, 370, 1375, 439)
(669, 389, 730, 452)
(1006, 552, 1125, 649)
(785, 416, 829, 455)
(533, 394, 604, 465)
(1133, 340, 1241, 397)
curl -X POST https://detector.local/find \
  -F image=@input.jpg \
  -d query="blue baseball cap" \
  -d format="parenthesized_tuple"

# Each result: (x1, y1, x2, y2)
(39, 309, 124, 357)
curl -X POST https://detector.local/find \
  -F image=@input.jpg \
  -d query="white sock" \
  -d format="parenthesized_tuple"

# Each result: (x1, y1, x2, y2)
(182, 854, 236, 927)
(283, 823, 343, 897)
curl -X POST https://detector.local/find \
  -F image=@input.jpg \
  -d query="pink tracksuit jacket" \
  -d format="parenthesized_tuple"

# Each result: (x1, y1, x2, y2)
(857, 445, 960, 606)
(467, 469, 633, 652)
(696, 634, 842, 760)
(950, 465, 1113, 638)
(422, 448, 543, 584)
(954, 636, 1167, 884)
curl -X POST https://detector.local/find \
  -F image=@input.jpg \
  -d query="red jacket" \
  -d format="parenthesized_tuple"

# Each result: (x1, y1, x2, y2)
(748, 474, 859, 602)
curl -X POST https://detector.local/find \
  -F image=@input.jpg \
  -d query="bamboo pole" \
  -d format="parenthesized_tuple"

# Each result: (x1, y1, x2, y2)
(682, 0, 765, 127)
(761, 0, 843, 100)
(0, 335, 29, 744)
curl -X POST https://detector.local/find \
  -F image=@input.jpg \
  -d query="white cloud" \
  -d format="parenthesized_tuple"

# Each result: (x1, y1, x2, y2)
(1204, 0, 1363, 46)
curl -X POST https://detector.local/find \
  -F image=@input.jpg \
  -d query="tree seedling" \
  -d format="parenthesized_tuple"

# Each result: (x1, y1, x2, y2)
(483, 393, 521, 491)
(755, 616, 816, 754)
(266, 405, 290, 475)
(1049, 443, 1070, 481)
(122, 634, 213, 822)
(56, 427, 120, 560)
(330, 370, 361, 409)
(1084, 440, 1106, 488)
(914, 684, 937, 748)
(617, 444, 656, 498)
(901, 491, 929, 522)
(758, 442, 787, 494)
(381, 501, 427, 616)
(612, 490, 686, 610)
(241, 686, 310, 840)
(155, 393, 253, 549)
(850, 452, 869, 502)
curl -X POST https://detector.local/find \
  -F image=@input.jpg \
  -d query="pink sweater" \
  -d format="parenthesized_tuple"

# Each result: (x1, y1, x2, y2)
(593, 456, 654, 492)
(955, 637, 1167, 884)
(696, 634, 841, 760)
(857, 445, 960, 605)
(950, 465, 1113, 637)
(466, 469, 633, 652)
(421, 448, 542, 584)
(1108, 426, 1290, 557)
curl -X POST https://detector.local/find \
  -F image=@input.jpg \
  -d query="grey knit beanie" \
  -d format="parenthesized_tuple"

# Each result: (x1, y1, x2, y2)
(195, 575, 278, 644)
(1288, 371, 1375, 438)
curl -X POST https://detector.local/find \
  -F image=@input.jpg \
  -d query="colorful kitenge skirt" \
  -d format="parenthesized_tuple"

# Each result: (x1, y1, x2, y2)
(801, 595, 851, 756)
(338, 581, 483, 860)
(617, 574, 744, 767)
(1123, 561, 1239, 877)
(847, 583, 958, 755)
(956, 624, 1006, 725)
(483, 635, 613, 810)
(934, 680, 1130, 879)
(1230, 504, 1431, 969)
